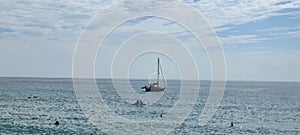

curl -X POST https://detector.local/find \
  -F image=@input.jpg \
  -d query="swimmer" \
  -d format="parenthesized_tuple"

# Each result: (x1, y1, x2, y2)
(54, 121, 59, 126)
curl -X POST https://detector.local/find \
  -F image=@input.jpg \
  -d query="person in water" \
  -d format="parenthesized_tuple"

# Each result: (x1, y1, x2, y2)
(54, 121, 59, 126)
(139, 100, 144, 105)
(230, 122, 234, 127)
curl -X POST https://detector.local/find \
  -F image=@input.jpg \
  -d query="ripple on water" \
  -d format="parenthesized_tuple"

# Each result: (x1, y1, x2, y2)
(0, 78, 299, 134)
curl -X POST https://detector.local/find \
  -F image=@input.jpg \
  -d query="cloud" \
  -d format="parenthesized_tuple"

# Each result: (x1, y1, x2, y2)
(0, 0, 119, 40)
(239, 50, 276, 55)
(0, 0, 298, 42)
(253, 26, 300, 41)
(0, 0, 299, 47)
(190, 0, 300, 28)
(220, 34, 274, 45)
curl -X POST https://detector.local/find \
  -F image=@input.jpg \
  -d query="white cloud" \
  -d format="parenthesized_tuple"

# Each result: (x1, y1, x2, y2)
(239, 50, 275, 55)
(1, 0, 299, 38)
(0, 0, 119, 40)
(191, 0, 300, 28)
(256, 26, 300, 39)
(220, 34, 274, 45)
(0, 0, 298, 56)
(0, 0, 298, 47)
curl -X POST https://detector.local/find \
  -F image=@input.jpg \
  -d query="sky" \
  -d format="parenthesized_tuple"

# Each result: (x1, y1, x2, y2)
(0, 0, 300, 81)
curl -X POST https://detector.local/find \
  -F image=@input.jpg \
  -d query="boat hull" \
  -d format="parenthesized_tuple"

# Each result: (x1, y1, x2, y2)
(144, 86, 165, 92)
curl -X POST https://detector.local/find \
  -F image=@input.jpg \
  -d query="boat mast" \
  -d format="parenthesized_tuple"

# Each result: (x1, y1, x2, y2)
(157, 57, 160, 86)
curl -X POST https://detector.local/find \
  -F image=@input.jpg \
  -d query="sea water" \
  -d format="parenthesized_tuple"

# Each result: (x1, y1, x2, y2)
(0, 77, 299, 134)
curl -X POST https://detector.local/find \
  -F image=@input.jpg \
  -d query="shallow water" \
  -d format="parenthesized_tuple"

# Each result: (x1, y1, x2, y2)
(0, 77, 299, 134)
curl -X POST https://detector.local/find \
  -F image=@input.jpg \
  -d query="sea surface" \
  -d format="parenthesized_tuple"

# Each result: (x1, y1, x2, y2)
(0, 77, 299, 134)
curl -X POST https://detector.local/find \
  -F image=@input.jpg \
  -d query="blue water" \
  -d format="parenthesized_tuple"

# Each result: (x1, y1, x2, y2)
(0, 77, 299, 134)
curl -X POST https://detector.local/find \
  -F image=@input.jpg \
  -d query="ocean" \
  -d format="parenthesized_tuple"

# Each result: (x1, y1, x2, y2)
(0, 77, 299, 134)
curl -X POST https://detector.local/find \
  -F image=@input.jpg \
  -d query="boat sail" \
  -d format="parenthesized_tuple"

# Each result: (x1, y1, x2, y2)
(141, 57, 166, 92)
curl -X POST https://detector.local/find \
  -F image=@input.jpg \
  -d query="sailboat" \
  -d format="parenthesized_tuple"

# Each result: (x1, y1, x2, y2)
(141, 57, 166, 92)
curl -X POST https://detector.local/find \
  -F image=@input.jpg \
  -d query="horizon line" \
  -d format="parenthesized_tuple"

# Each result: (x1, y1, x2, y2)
(0, 76, 299, 83)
